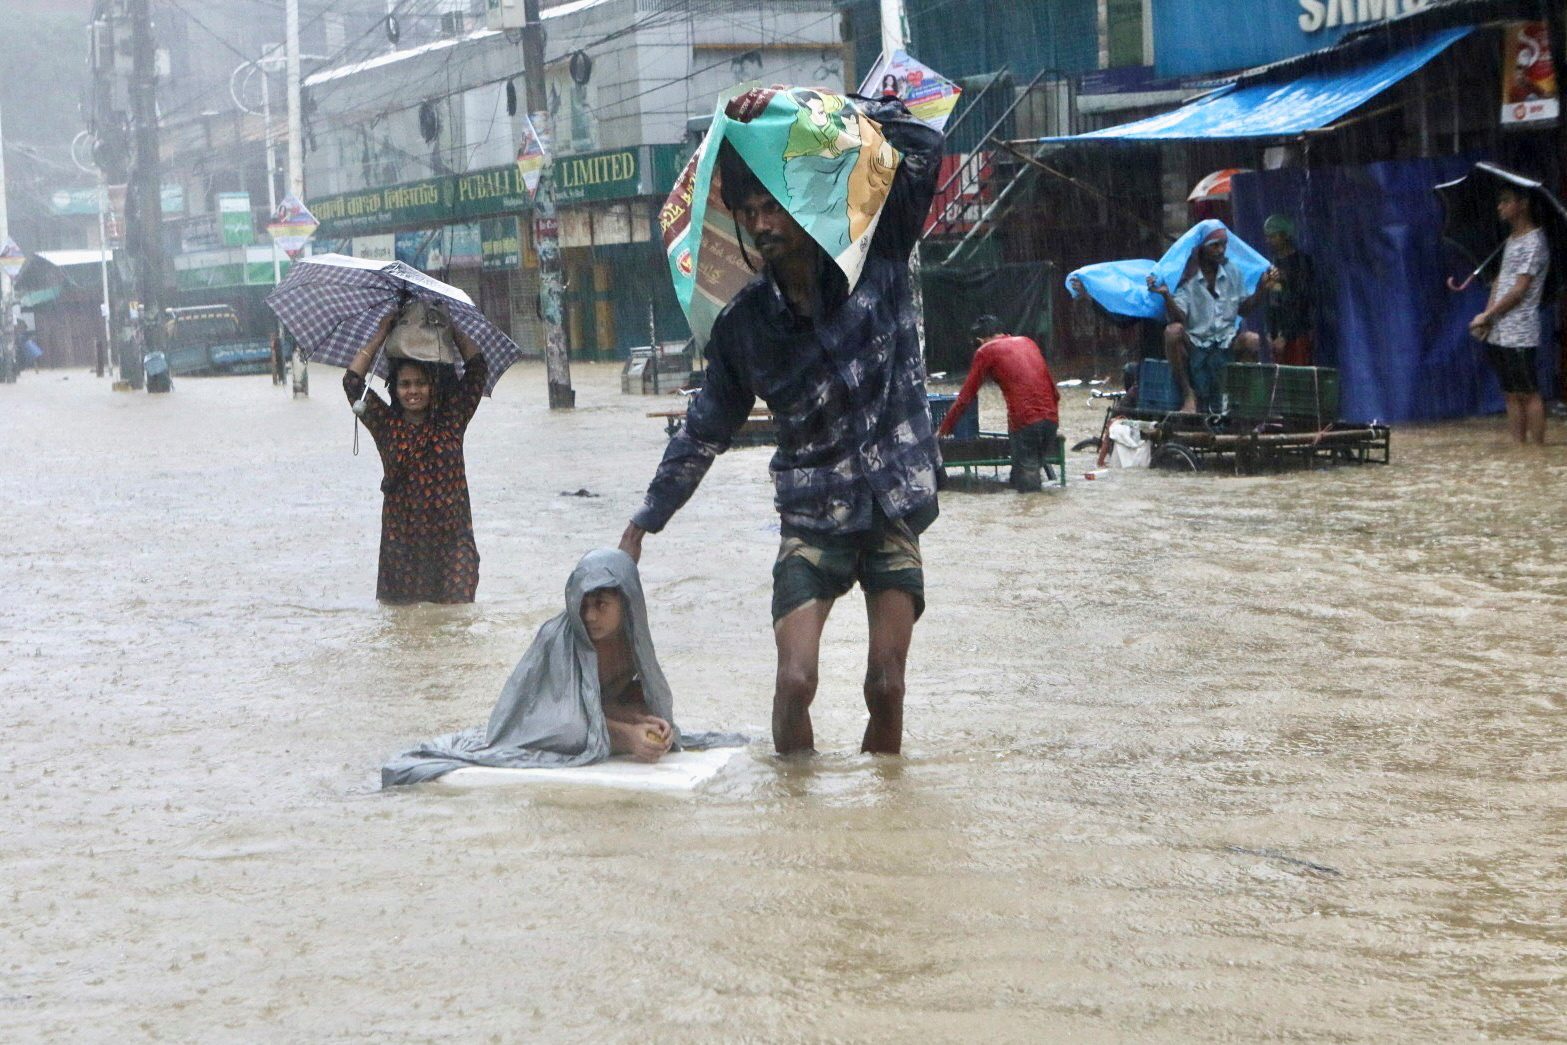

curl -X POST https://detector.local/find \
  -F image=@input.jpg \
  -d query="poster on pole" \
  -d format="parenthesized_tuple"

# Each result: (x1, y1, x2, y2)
(266, 195, 319, 258)
(857, 49, 963, 132)
(1500, 22, 1559, 125)
(218, 192, 255, 246)
(0, 238, 25, 281)
(515, 115, 548, 200)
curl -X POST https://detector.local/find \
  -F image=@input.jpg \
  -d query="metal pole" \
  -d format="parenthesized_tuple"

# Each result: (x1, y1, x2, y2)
(128, 0, 167, 391)
(285, 0, 308, 396)
(879, 0, 927, 359)
(523, 0, 574, 409)
(0, 101, 16, 384)
(648, 296, 659, 396)
(97, 180, 113, 373)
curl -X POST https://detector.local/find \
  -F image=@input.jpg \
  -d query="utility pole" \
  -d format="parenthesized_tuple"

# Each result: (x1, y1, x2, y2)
(522, 0, 575, 409)
(127, 0, 168, 391)
(0, 101, 17, 384)
(879, 0, 927, 358)
(285, 0, 308, 397)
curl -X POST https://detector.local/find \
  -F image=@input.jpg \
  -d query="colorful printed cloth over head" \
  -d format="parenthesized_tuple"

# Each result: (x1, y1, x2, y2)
(660, 86, 905, 348)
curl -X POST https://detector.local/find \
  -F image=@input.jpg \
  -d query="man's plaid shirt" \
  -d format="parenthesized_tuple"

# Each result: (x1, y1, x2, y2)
(632, 101, 943, 538)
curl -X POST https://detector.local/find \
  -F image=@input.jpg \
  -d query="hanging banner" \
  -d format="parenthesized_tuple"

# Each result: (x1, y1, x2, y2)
(515, 115, 548, 199)
(218, 192, 255, 246)
(1500, 22, 1559, 125)
(266, 195, 319, 258)
(857, 50, 963, 132)
(0, 238, 25, 280)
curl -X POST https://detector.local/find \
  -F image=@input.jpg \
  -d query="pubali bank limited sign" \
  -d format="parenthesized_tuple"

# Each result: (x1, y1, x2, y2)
(1152, 0, 1432, 78)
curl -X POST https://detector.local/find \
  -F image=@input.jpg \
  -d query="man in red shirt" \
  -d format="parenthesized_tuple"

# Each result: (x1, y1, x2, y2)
(935, 315, 1061, 492)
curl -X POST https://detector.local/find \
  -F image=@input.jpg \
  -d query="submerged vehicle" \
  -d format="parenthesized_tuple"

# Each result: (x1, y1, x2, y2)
(162, 305, 273, 376)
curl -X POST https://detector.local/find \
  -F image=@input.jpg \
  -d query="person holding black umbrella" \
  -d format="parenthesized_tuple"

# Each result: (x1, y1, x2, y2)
(1469, 185, 1549, 445)
(344, 302, 488, 603)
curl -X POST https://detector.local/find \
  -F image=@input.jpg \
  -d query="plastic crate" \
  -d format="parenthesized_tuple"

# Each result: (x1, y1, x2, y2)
(1137, 358, 1183, 412)
(928, 393, 979, 439)
(1224, 364, 1339, 420)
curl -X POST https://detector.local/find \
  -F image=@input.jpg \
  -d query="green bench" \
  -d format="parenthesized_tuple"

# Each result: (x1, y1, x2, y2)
(941, 431, 1068, 488)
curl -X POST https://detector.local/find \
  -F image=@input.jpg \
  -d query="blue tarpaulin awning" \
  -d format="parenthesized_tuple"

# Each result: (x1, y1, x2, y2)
(1040, 27, 1472, 142)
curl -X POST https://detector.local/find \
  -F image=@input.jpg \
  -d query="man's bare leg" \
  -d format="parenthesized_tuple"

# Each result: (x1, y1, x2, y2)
(1163, 322, 1196, 412)
(1524, 392, 1546, 444)
(773, 599, 833, 754)
(862, 589, 916, 754)
(1505, 393, 1526, 443)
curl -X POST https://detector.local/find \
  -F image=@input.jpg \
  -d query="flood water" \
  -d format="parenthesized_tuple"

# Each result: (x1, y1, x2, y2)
(3, 362, 1563, 1041)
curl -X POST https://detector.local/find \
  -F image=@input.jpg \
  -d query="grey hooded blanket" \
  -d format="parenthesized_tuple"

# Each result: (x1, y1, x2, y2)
(382, 548, 745, 787)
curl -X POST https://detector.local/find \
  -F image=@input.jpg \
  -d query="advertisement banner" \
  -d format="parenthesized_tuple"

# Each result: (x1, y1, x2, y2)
(218, 192, 254, 246)
(395, 227, 447, 270)
(1500, 22, 1559, 125)
(857, 50, 963, 131)
(266, 195, 319, 258)
(515, 114, 547, 199)
(352, 233, 396, 263)
(447, 222, 483, 266)
(0, 238, 25, 280)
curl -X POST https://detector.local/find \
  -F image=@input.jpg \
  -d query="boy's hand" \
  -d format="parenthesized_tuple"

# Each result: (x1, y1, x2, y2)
(619, 522, 646, 563)
(628, 717, 672, 762)
(638, 715, 674, 747)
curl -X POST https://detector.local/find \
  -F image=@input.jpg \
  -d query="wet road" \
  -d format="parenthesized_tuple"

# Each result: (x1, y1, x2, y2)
(2, 363, 1563, 1041)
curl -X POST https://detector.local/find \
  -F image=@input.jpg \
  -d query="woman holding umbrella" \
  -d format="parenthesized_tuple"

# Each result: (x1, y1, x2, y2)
(344, 308, 488, 604)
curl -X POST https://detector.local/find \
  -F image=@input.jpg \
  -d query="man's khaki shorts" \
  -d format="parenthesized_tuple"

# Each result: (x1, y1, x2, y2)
(771, 518, 925, 623)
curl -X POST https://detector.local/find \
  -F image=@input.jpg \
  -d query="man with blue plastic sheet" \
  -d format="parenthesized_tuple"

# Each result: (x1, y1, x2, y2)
(620, 87, 942, 757)
(1147, 226, 1278, 412)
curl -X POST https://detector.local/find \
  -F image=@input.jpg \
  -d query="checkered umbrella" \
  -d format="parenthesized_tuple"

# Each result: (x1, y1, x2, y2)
(265, 253, 525, 395)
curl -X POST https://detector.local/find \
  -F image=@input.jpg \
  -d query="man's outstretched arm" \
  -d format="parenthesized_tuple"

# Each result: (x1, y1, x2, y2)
(621, 339, 754, 561)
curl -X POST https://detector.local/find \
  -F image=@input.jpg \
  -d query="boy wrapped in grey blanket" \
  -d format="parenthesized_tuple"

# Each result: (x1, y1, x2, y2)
(383, 548, 745, 787)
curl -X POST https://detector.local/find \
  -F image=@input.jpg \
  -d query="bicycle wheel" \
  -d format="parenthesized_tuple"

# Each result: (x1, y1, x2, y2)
(1151, 442, 1202, 471)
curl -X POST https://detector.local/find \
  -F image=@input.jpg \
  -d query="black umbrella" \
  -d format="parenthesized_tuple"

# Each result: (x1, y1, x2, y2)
(1434, 161, 1567, 293)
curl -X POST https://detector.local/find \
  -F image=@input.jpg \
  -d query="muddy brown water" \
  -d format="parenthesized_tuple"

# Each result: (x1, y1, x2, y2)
(2, 363, 1563, 1042)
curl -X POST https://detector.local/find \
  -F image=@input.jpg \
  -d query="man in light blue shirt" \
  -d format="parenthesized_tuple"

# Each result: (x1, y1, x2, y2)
(1148, 227, 1276, 412)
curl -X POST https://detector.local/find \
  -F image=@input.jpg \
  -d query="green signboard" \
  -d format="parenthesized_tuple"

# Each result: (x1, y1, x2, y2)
(218, 192, 254, 246)
(481, 217, 521, 270)
(313, 163, 532, 237)
(49, 184, 184, 216)
(313, 146, 690, 237)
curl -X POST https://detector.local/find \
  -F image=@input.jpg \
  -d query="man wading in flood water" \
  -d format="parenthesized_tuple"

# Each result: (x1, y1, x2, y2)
(619, 87, 943, 755)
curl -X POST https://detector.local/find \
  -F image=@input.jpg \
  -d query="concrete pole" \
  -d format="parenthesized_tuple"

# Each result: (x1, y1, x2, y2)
(261, 68, 281, 286)
(523, 0, 574, 409)
(286, 0, 308, 396)
(879, 0, 927, 359)
(128, 0, 168, 391)
(0, 101, 16, 383)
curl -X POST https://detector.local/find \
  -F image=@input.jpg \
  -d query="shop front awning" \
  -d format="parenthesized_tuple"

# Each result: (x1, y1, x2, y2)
(1040, 26, 1472, 142)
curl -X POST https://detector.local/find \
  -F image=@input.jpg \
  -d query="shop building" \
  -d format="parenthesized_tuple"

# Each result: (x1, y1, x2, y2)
(300, 0, 843, 359)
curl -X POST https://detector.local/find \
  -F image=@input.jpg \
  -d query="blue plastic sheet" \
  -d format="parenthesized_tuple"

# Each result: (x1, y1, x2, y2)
(1065, 219, 1270, 321)
(1041, 28, 1471, 142)
(1228, 156, 1543, 424)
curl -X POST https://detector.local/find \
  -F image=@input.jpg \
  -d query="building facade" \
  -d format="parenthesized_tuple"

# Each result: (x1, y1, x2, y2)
(300, 0, 844, 359)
